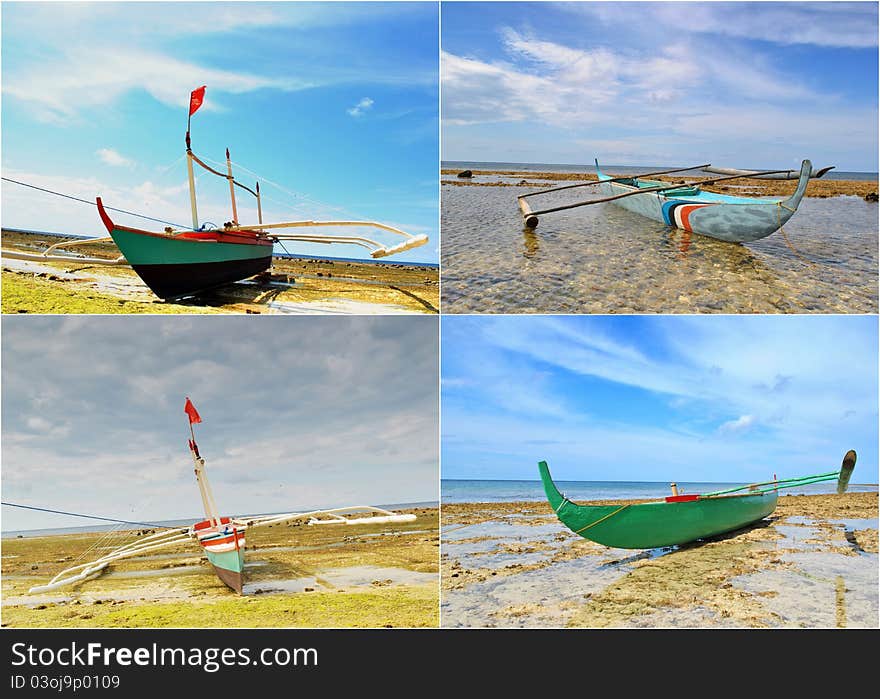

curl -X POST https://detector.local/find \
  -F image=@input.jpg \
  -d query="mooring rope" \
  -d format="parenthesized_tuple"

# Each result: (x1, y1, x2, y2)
(573, 503, 631, 535)
(776, 201, 816, 267)
(1, 177, 187, 229)
(2, 501, 166, 528)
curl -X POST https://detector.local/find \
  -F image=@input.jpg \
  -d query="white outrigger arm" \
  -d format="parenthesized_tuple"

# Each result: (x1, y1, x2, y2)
(28, 505, 416, 594)
(242, 221, 428, 259)
(1, 236, 128, 266)
(28, 527, 194, 594)
(235, 506, 417, 529)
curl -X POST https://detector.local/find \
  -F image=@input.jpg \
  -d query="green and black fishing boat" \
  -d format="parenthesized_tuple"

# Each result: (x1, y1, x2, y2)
(539, 450, 857, 549)
(62, 86, 427, 300)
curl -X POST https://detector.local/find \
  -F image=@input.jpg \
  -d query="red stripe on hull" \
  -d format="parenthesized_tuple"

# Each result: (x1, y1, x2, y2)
(675, 204, 705, 232)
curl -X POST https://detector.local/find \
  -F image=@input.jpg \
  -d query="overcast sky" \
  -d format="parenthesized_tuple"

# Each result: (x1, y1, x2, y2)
(1, 2, 439, 262)
(442, 2, 878, 171)
(2, 316, 438, 531)
(442, 315, 878, 483)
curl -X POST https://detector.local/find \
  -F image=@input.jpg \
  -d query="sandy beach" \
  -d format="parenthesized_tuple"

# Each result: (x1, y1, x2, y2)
(441, 493, 878, 628)
(1, 230, 438, 314)
(2, 506, 438, 628)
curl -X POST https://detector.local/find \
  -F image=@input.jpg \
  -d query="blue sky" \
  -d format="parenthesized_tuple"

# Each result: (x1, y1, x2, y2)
(2, 316, 438, 531)
(1, 2, 438, 263)
(442, 315, 878, 483)
(442, 2, 878, 171)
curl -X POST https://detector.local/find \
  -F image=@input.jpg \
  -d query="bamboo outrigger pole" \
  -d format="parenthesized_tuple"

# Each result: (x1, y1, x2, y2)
(518, 164, 712, 200)
(519, 167, 800, 228)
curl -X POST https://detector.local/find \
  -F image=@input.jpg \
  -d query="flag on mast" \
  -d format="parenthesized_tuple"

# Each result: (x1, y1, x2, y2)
(189, 86, 207, 116)
(184, 397, 202, 425)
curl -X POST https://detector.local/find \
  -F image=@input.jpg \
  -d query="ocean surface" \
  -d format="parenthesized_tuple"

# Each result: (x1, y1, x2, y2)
(443, 161, 879, 181)
(441, 166, 878, 314)
(2, 500, 438, 538)
(442, 479, 878, 504)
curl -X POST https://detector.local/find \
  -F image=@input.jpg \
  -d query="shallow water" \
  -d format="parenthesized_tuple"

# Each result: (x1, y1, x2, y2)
(733, 551, 878, 628)
(442, 520, 562, 542)
(441, 183, 878, 313)
(442, 556, 632, 628)
(730, 516, 879, 627)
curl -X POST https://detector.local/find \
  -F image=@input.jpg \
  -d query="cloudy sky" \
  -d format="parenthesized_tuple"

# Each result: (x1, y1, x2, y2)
(442, 315, 878, 483)
(2, 316, 438, 531)
(1, 2, 438, 262)
(442, 2, 878, 171)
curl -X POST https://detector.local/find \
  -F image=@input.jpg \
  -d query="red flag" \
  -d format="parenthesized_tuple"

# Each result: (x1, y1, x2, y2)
(184, 397, 202, 424)
(189, 86, 207, 116)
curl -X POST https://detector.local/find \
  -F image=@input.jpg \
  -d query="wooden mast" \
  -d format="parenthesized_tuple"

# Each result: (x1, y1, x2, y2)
(189, 419, 220, 527)
(226, 148, 239, 225)
(185, 130, 199, 231)
(256, 182, 263, 225)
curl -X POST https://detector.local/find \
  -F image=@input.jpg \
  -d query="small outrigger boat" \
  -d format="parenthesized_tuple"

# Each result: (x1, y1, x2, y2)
(538, 450, 856, 549)
(517, 158, 829, 243)
(25, 398, 416, 595)
(9, 86, 427, 300)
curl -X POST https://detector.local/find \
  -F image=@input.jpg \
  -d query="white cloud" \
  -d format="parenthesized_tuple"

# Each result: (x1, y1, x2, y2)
(442, 29, 815, 130)
(718, 415, 756, 435)
(569, 2, 878, 49)
(3, 47, 310, 122)
(96, 148, 134, 168)
(347, 97, 375, 117)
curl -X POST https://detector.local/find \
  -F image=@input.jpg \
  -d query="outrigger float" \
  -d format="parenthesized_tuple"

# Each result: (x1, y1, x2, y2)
(26, 398, 416, 595)
(538, 450, 856, 549)
(517, 158, 834, 243)
(4, 86, 427, 300)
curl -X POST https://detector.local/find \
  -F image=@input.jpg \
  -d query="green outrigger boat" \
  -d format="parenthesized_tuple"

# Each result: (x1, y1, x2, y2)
(539, 450, 857, 549)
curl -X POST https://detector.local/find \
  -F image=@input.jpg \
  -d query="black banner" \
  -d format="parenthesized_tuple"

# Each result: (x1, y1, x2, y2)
(2, 628, 873, 691)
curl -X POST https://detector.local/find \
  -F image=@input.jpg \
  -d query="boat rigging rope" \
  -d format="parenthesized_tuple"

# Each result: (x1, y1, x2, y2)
(776, 201, 816, 267)
(202, 155, 350, 217)
(572, 503, 631, 536)
(1, 177, 187, 230)
(1, 502, 167, 528)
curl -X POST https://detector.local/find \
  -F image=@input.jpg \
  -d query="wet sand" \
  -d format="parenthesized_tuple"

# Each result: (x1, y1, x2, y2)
(1, 230, 438, 314)
(441, 494, 878, 628)
(2, 507, 438, 628)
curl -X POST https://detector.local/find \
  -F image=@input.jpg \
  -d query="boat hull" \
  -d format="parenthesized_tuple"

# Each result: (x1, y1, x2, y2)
(195, 518, 247, 594)
(129, 256, 272, 301)
(97, 198, 273, 300)
(596, 159, 811, 243)
(539, 461, 778, 549)
(205, 548, 246, 594)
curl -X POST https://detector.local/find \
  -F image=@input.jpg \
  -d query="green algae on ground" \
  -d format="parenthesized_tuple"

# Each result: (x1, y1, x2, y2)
(1, 586, 438, 629)
(2, 271, 213, 314)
